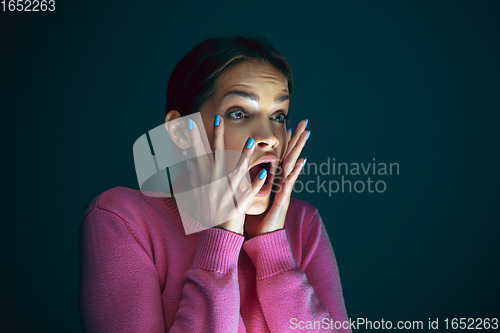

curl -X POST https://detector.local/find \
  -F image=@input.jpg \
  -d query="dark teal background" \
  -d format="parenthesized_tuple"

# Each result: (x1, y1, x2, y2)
(1, 1, 499, 332)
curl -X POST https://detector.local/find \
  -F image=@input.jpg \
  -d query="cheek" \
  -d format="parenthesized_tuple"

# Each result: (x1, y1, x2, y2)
(223, 126, 247, 148)
(278, 131, 288, 159)
(222, 127, 249, 173)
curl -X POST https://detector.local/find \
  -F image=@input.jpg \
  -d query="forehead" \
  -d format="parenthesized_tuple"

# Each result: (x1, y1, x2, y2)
(214, 60, 288, 95)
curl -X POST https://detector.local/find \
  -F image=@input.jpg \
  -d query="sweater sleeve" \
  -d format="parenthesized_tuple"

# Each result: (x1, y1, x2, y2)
(169, 227, 244, 333)
(78, 207, 166, 332)
(242, 212, 351, 333)
(78, 207, 244, 333)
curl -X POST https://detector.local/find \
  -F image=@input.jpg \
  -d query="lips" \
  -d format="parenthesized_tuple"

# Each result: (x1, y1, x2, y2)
(248, 153, 279, 196)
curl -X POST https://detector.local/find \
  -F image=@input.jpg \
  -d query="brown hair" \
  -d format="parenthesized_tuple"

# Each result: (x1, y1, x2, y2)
(166, 35, 293, 116)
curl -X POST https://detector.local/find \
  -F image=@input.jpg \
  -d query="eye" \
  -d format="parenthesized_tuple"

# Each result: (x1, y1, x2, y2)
(227, 110, 248, 120)
(271, 113, 288, 123)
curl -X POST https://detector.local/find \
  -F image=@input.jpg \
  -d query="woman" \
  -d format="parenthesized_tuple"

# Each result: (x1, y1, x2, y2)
(78, 35, 351, 332)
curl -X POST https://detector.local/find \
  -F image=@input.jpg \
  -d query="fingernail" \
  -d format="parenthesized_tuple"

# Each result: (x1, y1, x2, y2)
(188, 119, 193, 131)
(246, 137, 254, 149)
(259, 168, 267, 179)
(304, 119, 308, 129)
(290, 128, 293, 136)
(303, 158, 307, 167)
(214, 114, 220, 127)
(306, 131, 311, 141)
(186, 161, 190, 171)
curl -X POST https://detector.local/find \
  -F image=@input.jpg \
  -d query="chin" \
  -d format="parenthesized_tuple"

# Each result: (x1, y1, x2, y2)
(245, 195, 270, 215)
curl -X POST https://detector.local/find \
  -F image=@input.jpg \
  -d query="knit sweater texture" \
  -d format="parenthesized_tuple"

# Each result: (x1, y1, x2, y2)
(78, 186, 350, 332)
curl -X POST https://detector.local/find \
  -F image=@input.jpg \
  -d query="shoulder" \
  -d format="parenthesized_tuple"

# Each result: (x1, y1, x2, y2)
(79, 187, 181, 245)
(79, 188, 169, 262)
(285, 198, 330, 265)
(287, 197, 320, 224)
(82, 186, 167, 229)
(85, 187, 145, 215)
(284, 197, 322, 238)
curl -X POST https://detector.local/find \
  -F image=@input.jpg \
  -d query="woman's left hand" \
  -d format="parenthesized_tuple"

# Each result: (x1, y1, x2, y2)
(245, 119, 310, 237)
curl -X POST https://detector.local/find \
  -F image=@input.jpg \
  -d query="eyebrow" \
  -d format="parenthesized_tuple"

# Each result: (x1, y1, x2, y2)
(223, 89, 290, 104)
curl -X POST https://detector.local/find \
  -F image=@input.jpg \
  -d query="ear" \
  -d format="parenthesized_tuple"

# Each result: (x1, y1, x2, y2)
(164, 110, 191, 150)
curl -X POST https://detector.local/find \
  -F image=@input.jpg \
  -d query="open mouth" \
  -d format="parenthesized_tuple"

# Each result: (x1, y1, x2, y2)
(248, 159, 277, 197)
(249, 162, 271, 184)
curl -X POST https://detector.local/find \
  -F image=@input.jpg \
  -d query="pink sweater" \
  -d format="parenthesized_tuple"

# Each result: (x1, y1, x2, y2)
(78, 186, 350, 332)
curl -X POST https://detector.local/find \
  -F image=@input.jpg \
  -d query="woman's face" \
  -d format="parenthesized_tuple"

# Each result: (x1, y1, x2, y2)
(199, 60, 290, 215)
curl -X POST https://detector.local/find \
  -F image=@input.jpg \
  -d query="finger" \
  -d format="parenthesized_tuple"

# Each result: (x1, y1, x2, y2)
(186, 160, 203, 214)
(280, 157, 307, 198)
(236, 168, 267, 208)
(189, 120, 212, 181)
(284, 119, 309, 158)
(282, 130, 309, 178)
(212, 114, 226, 181)
(186, 159, 200, 190)
(228, 136, 256, 190)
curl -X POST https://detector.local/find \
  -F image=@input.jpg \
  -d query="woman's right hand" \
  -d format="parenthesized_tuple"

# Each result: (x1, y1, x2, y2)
(186, 114, 266, 235)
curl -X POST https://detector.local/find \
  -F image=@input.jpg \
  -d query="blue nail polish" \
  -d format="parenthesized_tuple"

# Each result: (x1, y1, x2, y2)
(188, 119, 193, 131)
(186, 161, 190, 171)
(246, 137, 254, 149)
(303, 158, 307, 167)
(290, 128, 293, 136)
(259, 168, 267, 179)
(214, 114, 220, 126)
(306, 131, 311, 141)
(304, 119, 308, 129)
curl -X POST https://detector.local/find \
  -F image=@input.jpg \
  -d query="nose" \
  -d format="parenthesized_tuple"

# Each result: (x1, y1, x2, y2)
(252, 124, 279, 150)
